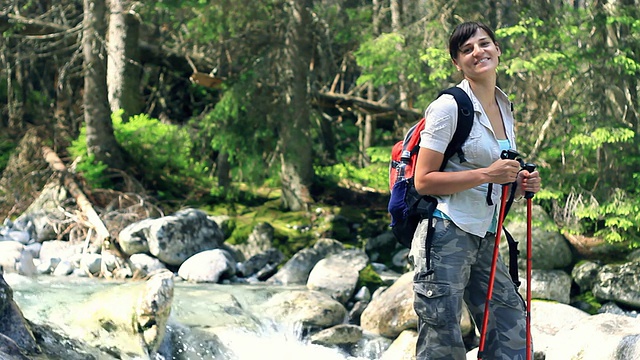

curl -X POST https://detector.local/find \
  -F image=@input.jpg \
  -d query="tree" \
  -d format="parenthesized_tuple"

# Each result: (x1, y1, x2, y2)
(278, 0, 315, 211)
(82, 0, 127, 171)
(107, 0, 142, 121)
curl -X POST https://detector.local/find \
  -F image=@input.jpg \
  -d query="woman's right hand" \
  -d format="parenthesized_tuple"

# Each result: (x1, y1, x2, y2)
(485, 159, 520, 184)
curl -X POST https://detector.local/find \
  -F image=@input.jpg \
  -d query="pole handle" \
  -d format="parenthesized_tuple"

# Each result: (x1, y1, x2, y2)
(499, 149, 521, 186)
(523, 163, 537, 199)
(501, 149, 520, 160)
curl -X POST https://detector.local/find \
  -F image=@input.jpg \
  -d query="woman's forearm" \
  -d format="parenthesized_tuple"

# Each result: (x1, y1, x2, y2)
(414, 168, 491, 196)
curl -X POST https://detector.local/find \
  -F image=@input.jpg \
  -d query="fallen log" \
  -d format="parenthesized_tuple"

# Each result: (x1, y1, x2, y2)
(41, 146, 111, 247)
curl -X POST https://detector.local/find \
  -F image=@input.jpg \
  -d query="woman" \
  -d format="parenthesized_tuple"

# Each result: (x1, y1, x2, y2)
(409, 21, 541, 359)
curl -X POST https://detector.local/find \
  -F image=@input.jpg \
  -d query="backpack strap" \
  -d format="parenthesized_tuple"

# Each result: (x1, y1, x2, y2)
(504, 228, 521, 287)
(419, 86, 474, 276)
(438, 87, 474, 170)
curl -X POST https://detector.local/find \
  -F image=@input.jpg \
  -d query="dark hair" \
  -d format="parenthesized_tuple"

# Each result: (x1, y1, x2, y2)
(448, 21, 498, 60)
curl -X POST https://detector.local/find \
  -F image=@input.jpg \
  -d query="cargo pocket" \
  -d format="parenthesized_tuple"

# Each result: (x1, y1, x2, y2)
(493, 282, 525, 310)
(413, 281, 451, 328)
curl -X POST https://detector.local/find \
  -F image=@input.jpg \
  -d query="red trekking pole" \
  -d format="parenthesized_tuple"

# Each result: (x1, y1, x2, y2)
(523, 163, 537, 360)
(477, 150, 520, 360)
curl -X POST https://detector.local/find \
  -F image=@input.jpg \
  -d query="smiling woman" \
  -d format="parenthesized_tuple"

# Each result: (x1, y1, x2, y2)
(408, 21, 541, 360)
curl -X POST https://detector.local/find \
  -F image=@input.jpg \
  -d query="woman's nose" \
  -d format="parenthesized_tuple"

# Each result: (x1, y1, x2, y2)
(472, 44, 484, 56)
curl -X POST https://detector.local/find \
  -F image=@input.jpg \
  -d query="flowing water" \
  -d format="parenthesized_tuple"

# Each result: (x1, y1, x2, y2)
(6, 274, 381, 360)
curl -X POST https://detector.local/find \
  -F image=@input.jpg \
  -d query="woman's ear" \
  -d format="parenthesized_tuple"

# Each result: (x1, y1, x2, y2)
(452, 58, 461, 72)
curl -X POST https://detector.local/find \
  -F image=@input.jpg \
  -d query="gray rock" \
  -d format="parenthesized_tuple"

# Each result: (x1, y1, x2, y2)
(309, 324, 363, 346)
(237, 248, 284, 278)
(572, 261, 601, 292)
(306, 249, 369, 304)
(79, 253, 102, 276)
(360, 272, 417, 338)
(38, 240, 80, 263)
(351, 332, 392, 359)
(545, 313, 640, 360)
(256, 290, 347, 329)
(593, 261, 640, 308)
(120, 209, 225, 266)
(0, 242, 36, 276)
(0, 333, 30, 360)
(129, 254, 167, 277)
(502, 204, 572, 270)
(522, 269, 572, 304)
(134, 270, 174, 356)
(178, 249, 236, 283)
(0, 274, 38, 353)
(117, 218, 155, 255)
(52, 260, 74, 276)
(233, 222, 275, 261)
(267, 238, 344, 285)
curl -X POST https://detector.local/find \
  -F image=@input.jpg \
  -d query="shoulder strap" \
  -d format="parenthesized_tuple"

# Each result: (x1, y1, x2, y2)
(437, 87, 474, 171)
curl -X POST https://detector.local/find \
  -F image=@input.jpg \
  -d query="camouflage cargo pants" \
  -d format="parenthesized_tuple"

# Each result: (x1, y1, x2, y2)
(409, 217, 529, 360)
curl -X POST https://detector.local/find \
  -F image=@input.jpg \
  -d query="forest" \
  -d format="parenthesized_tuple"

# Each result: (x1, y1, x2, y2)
(0, 0, 639, 250)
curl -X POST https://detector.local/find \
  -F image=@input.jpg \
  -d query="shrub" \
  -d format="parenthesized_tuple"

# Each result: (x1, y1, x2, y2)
(68, 111, 212, 199)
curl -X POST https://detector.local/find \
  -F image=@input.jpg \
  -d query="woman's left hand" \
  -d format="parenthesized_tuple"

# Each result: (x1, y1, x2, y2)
(517, 170, 541, 196)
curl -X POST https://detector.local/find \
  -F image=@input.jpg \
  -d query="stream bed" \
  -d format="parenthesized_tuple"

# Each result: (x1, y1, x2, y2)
(7, 274, 377, 360)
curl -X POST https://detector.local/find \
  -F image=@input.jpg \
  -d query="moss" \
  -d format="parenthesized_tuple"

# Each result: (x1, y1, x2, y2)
(571, 291, 602, 315)
(357, 264, 384, 294)
(226, 221, 251, 245)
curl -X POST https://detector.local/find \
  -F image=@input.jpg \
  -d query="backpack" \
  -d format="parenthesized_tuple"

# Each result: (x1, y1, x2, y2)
(388, 86, 474, 249)
(387, 87, 523, 284)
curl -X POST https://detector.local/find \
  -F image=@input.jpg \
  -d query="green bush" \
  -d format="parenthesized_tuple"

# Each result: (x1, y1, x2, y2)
(314, 145, 391, 193)
(0, 137, 17, 174)
(68, 111, 213, 198)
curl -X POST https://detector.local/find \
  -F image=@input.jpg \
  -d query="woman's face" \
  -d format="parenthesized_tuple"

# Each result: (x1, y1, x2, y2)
(452, 28, 501, 78)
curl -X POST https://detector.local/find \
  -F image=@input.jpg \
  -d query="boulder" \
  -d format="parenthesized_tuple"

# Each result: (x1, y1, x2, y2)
(119, 208, 225, 266)
(545, 313, 640, 360)
(307, 248, 369, 304)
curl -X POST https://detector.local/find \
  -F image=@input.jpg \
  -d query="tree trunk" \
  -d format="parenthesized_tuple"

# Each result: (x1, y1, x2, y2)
(279, 0, 314, 211)
(390, 0, 407, 110)
(83, 0, 127, 171)
(216, 151, 231, 188)
(359, 0, 382, 168)
(107, 0, 142, 121)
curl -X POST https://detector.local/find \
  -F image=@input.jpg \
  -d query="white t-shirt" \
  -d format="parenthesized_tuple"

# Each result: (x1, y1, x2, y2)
(419, 79, 517, 237)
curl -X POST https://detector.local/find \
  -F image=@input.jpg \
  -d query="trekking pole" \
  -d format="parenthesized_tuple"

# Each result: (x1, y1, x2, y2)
(477, 149, 520, 360)
(523, 163, 537, 360)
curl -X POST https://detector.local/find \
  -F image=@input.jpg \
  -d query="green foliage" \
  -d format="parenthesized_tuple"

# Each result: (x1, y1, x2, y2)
(366, 146, 392, 165)
(114, 111, 211, 196)
(67, 128, 110, 189)
(574, 188, 640, 246)
(196, 79, 280, 189)
(315, 161, 388, 193)
(570, 128, 634, 150)
(418, 48, 452, 83)
(0, 137, 17, 174)
(610, 53, 640, 76)
(69, 111, 212, 199)
(355, 33, 408, 87)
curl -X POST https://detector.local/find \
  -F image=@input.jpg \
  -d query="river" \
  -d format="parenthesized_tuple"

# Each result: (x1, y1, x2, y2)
(6, 273, 379, 360)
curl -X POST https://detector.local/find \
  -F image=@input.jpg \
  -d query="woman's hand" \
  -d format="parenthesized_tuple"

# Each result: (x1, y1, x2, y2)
(516, 169, 541, 196)
(485, 159, 521, 184)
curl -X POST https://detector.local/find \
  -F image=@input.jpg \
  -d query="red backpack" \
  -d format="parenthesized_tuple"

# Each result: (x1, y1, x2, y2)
(387, 87, 474, 249)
